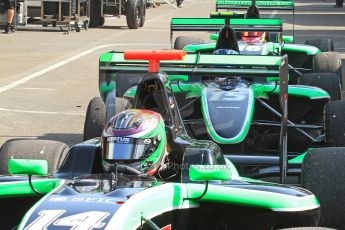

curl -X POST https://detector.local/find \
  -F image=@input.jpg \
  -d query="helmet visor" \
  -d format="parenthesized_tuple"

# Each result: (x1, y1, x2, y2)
(103, 136, 157, 161)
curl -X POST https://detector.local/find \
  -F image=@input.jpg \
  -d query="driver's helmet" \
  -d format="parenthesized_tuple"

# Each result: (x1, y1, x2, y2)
(101, 109, 167, 175)
(241, 31, 266, 43)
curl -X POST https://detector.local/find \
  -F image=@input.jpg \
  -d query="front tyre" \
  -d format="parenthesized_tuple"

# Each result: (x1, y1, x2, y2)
(174, 36, 205, 50)
(302, 147, 345, 229)
(325, 100, 345, 146)
(0, 139, 69, 174)
(83, 97, 106, 141)
(83, 97, 131, 141)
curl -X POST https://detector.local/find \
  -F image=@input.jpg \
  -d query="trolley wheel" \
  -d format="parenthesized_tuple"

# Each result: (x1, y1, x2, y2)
(52, 21, 57, 27)
(75, 22, 81, 32)
(83, 20, 89, 30)
(42, 21, 48, 27)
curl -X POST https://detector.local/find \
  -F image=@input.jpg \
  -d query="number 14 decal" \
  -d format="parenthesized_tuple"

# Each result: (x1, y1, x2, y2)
(25, 210, 110, 230)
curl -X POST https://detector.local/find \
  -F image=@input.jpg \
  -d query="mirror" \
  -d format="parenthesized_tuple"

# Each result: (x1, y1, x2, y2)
(189, 165, 231, 181)
(168, 75, 189, 82)
(210, 34, 219, 41)
(282, 36, 294, 43)
(8, 159, 48, 176)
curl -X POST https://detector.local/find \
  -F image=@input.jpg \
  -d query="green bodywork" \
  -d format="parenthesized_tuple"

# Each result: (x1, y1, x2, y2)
(189, 165, 232, 181)
(1, 159, 320, 230)
(0, 178, 62, 197)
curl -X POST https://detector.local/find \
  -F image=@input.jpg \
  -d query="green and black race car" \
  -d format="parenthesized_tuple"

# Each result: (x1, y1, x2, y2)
(169, 0, 343, 101)
(0, 51, 331, 229)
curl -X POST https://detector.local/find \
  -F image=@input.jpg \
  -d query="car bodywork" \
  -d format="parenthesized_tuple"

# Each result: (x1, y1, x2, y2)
(98, 48, 331, 183)
(1, 51, 321, 230)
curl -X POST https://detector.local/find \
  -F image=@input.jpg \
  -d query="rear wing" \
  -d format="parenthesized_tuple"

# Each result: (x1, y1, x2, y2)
(100, 52, 287, 78)
(216, 0, 295, 11)
(100, 51, 289, 182)
(170, 18, 282, 45)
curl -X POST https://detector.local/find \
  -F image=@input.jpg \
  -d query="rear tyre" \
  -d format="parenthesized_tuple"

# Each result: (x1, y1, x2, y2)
(83, 97, 131, 141)
(126, 0, 141, 29)
(305, 39, 334, 52)
(298, 73, 341, 101)
(89, 0, 102, 28)
(312, 52, 343, 86)
(174, 36, 205, 50)
(325, 101, 345, 146)
(302, 147, 345, 229)
(0, 139, 69, 174)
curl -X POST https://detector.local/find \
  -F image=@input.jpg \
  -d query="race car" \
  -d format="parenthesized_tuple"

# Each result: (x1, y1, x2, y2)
(169, 3, 343, 101)
(0, 51, 325, 230)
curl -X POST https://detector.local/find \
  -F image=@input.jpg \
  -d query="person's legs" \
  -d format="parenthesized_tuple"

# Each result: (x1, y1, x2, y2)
(334, 0, 343, 7)
(4, 0, 15, 33)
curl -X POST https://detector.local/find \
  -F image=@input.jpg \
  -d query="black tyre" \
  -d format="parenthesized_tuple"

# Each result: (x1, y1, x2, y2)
(305, 39, 334, 52)
(0, 139, 69, 175)
(174, 36, 205, 50)
(89, 0, 102, 28)
(83, 97, 131, 141)
(83, 20, 89, 30)
(139, 3, 146, 27)
(325, 100, 345, 146)
(74, 22, 81, 32)
(302, 147, 345, 229)
(298, 73, 341, 101)
(83, 97, 106, 141)
(126, 0, 141, 29)
(115, 72, 143, 97)
(312, 52, 343, 85)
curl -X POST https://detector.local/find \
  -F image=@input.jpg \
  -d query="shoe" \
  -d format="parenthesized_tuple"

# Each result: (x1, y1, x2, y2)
(333, 4, 343, 7)
(3, 23, 11, 34)
(177, 1, 183, 7)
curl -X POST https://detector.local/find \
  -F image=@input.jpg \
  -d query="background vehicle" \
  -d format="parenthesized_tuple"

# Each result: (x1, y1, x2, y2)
(170, 14, 343, 101)
(89, 0, 146, 29)
(18, 0, 146, 29)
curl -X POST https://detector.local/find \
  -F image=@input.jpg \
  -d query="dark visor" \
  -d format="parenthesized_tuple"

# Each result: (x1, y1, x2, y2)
(103, 137, 157, 161)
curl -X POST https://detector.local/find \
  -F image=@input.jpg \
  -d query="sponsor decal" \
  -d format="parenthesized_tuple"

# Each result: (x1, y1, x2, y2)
(144, 139, 151, 144)
(25, 210, 109, 230)
(49, 197, 125, 204)
(209, 91, 246, 102)
(107, 137, 131, 144)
